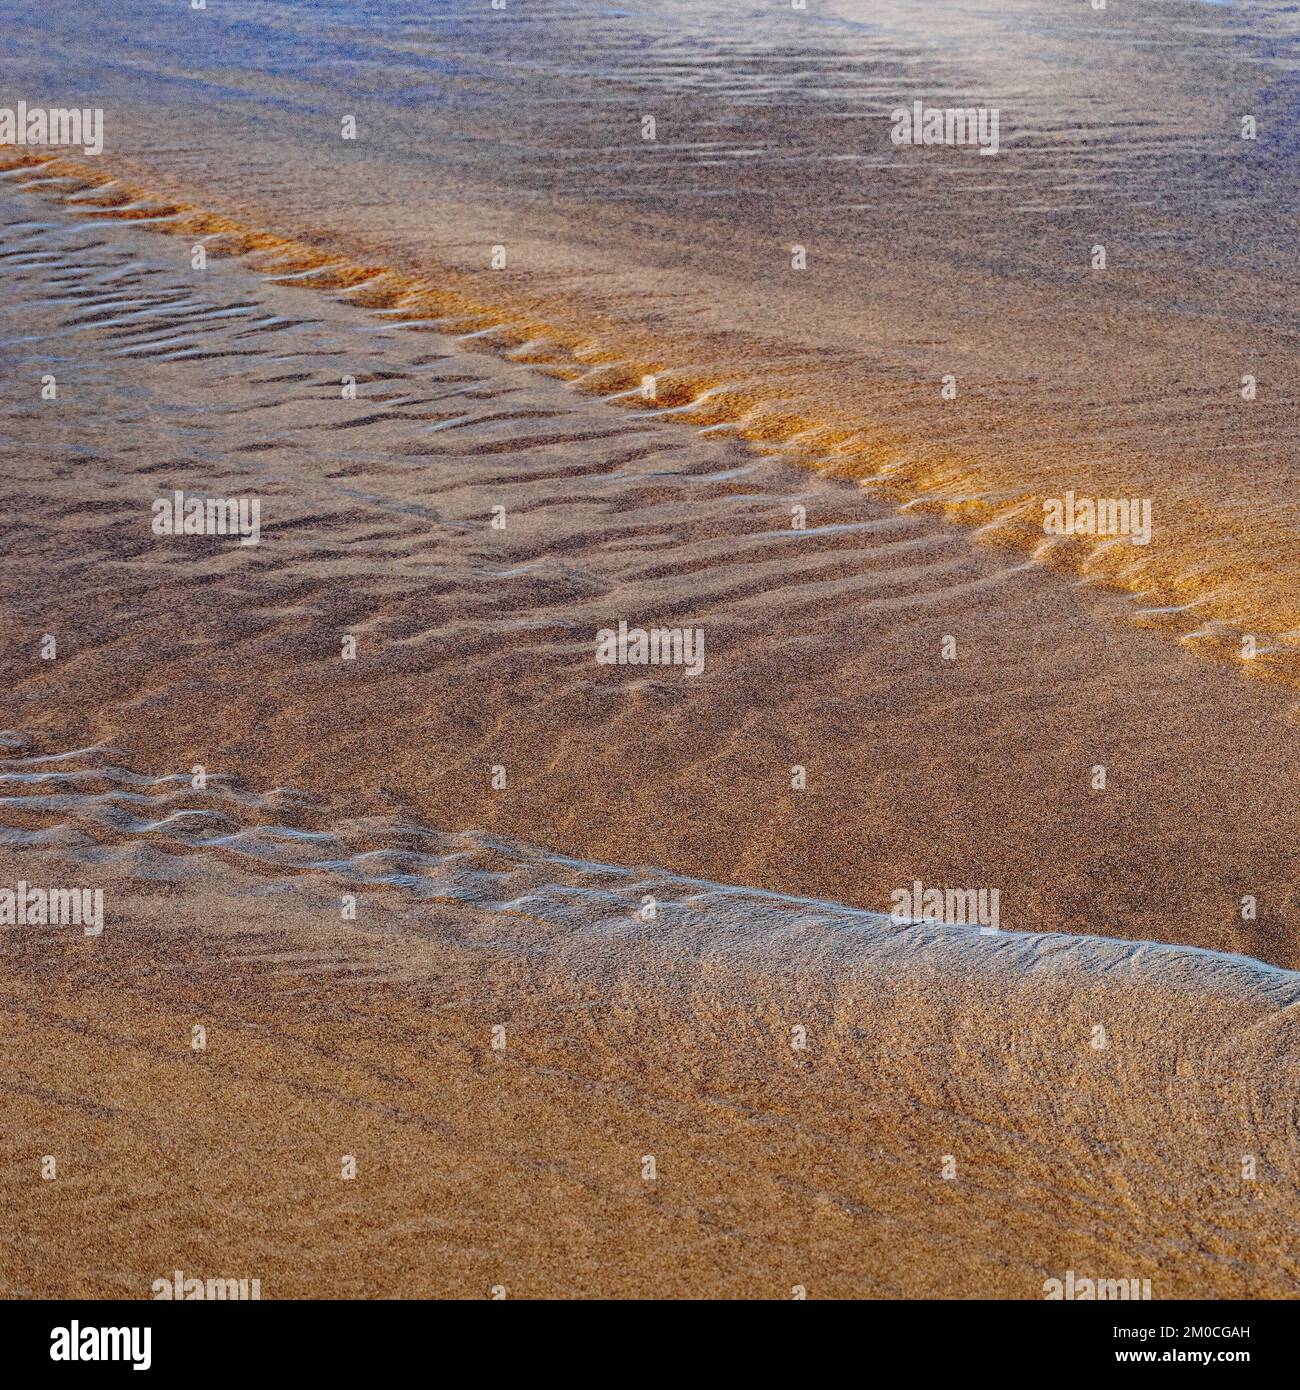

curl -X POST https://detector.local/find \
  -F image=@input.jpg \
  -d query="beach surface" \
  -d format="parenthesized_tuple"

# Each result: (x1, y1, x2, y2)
(2, 0, 1300, 1298)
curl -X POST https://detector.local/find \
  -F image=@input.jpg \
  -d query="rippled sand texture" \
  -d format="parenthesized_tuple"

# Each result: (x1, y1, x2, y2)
(2, 0, 1300, 1299)
(3, 0, 1298, 672)
(2, 195, 1298, 964)
(3, 739, 1300, 1299)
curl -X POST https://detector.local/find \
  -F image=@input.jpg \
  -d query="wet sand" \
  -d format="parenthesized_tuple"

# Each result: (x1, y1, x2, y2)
(4, 0, 1298, 672)
(5, 818, 1300, 1300)
(3, 0, 1300, 1300)
(1, 188, 1299, 965)
(1, 184, 1299, 1299)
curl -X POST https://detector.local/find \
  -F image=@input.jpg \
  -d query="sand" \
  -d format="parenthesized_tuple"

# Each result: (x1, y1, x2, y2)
(3, 0, 1300, 1300)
